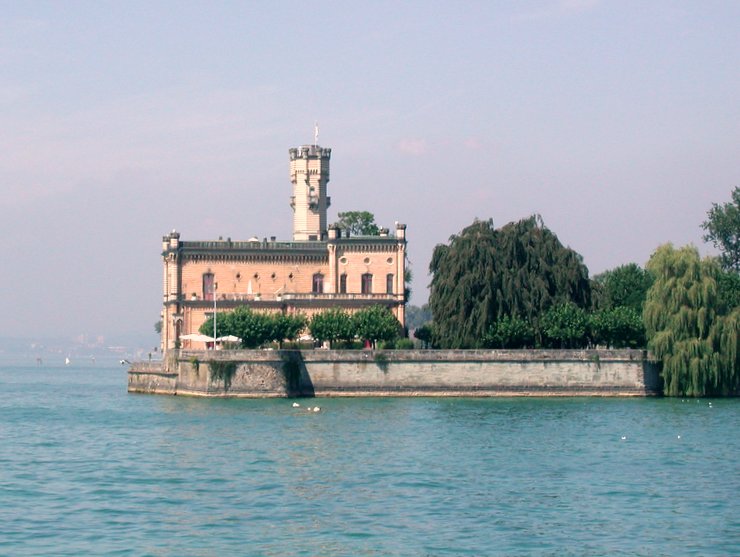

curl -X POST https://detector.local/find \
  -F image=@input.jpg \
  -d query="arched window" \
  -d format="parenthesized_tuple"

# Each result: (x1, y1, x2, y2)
(312, 273, 324, 294)
(203, 273, 215, 301)
(361, 273, 373, 294)
(339, 274, 347, 294)
(386, 274, 394, 294)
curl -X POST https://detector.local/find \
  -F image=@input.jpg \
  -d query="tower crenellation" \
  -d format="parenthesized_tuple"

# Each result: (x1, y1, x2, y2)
(289, 144, 332, 241)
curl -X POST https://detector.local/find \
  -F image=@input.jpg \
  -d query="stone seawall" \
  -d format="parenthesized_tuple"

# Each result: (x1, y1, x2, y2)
(128, 349, 661, 397)
(127, 360, 178, 395)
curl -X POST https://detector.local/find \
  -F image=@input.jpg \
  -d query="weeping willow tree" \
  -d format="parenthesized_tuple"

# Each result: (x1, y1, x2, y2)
(428, 219, 497, 348)
(644, 244, 739, 396)
(495, 216, 591, 330)
(428, 216, 591, 348)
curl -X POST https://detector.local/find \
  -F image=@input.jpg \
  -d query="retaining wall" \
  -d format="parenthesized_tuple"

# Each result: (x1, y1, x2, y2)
(128, 349, 661, 397)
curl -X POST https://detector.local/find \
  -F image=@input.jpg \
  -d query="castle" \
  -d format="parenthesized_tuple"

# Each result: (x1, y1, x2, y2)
(160, 141, 407, 351)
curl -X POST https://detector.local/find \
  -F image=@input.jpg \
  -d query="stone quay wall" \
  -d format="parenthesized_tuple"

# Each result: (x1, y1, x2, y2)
(128, 349, 661, 397)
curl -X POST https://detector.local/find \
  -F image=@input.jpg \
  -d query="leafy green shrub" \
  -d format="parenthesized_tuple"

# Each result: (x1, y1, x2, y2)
(541, 303, 589, 348)
(590, 306, 645, 348)
(200, 307, 307, 348)
(395, 338, 415, 349)
(352, 306, 401, 349)
(485, 315, 534, 348)
(413, 324, 434, 348)
(309, 308, 354, 348)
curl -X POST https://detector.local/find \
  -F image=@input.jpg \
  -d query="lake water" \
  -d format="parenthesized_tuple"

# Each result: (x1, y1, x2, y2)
(0, 364, 738, 556)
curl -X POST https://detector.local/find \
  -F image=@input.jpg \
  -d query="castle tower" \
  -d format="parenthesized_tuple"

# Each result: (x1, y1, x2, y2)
(289, 143, 331, 241)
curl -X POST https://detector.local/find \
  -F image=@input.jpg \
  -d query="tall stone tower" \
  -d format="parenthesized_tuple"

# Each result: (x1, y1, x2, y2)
(289, 144, 331, 241)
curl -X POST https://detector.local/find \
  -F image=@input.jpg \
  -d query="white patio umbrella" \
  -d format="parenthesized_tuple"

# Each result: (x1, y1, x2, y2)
(180, 333, 214, 342)
(216, 335, 241, 343)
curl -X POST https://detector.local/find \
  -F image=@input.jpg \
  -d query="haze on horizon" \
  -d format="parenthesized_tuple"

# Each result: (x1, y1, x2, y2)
(1, 1, 738, 339)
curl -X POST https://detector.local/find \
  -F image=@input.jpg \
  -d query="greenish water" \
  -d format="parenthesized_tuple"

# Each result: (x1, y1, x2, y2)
(0, 364, 738, 556)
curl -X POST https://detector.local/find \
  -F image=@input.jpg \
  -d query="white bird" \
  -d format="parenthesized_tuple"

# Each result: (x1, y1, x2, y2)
(292, 402, 300, 408)
(621, 436, 627, 441)
(120, 359, 131, 365)
(312, 407, 321, 412)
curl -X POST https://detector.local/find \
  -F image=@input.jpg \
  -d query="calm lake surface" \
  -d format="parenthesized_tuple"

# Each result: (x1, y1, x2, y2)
(0, 364, 738, 556)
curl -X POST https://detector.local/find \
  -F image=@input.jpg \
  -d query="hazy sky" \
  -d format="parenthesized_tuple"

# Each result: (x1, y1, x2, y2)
(1, 1, 738, 339)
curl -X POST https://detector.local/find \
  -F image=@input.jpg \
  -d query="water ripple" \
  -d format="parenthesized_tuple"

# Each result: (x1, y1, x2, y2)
(0, 367, 738, 556)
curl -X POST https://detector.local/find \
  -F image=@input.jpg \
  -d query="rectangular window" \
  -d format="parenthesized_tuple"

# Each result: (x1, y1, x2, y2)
(312, 273, 324, 294)
(203, 273, 215, 301)
(386, 274, 394, 294)
(339, 274, 347, 294)
(361, 273, 373, 294)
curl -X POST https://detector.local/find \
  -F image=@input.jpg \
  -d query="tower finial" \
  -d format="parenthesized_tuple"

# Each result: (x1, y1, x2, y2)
(314, 121, 319, 146)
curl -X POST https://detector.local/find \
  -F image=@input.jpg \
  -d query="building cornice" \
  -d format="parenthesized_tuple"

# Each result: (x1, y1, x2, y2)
(162, 237, 405, 261)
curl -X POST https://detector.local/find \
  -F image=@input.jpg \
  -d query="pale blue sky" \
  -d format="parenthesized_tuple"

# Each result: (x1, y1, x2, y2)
(1, 1, 738, 338)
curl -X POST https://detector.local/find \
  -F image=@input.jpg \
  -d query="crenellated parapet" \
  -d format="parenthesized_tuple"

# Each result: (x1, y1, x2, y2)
(162, 229, 180, 251)
(289, 145, 332, 160)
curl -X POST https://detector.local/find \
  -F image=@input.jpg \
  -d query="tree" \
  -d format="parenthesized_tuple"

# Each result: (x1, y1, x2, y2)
(702, 186, 740, 272)
(266, 313, 307, 348)
(590, 306, 645, 348)
(413, 324, 434, 348)
(309, 308, 354, 347)
(643, 244, 739, 396)
(428, 216, 591, 348)
(541, 303, 589, 348)
(352, 305, 401, 348)
(591, 263, 653, 312)
(200, 307, 306, 349)
(334, 211, 380, 236)
(226, 307, 270, 348)
(200, 307, 266, 348)
(484, 315, 534, 349)
(428, 219, 496, 348)
(406, 304, 432, 330)
(404, 265, 413, 302)
(717, 269, 740, 310)
(154, 320, 162, 334)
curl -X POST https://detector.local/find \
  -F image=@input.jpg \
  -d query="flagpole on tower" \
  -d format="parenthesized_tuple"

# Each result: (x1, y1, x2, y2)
(314, 121, 319, 147)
